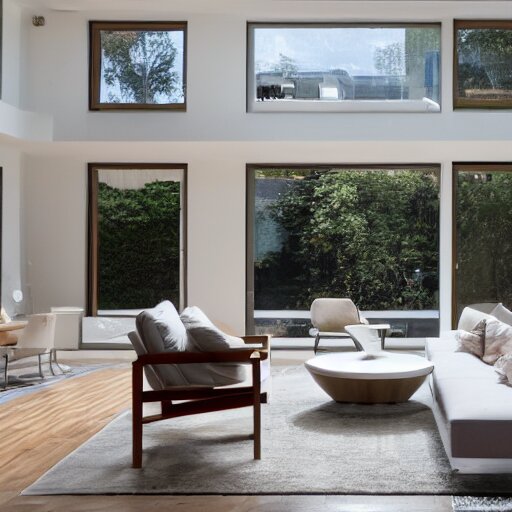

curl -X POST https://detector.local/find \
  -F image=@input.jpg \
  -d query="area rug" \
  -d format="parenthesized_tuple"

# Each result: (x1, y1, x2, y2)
(453, 496, 512, 511)
(24, 364, 512, 495)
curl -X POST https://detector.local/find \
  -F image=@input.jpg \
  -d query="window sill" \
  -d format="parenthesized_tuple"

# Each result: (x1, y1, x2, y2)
(248, 97, 441, 113)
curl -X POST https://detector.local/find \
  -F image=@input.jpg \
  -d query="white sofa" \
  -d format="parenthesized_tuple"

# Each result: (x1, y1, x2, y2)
(426, 305, 512, 474)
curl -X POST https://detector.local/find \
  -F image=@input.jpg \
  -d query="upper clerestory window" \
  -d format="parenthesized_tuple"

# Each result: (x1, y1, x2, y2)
(247, 23, 441, 113)
(89, 21, 187, 111)
(454, 20, 512, 109)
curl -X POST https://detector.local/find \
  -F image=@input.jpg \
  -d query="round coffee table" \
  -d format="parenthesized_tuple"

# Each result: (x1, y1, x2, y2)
(305, 352, 433, 404)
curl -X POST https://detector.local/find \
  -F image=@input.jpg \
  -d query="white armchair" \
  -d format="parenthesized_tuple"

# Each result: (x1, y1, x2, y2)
(1, 313, 57, 388)
(310, 298, 368, 353)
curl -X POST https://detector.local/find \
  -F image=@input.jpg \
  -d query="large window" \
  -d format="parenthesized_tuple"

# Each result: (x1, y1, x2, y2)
(454, 20, 512, 109)
(453, 163, 512, 324)
(247, 23, 441, 113)
(247, 166, 440, 338)
(89, 21, 187, 110)
(88, 164, 186, 317)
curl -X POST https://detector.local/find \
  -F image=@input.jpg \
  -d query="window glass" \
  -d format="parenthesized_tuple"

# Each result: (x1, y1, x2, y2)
(90, 22, 186, 110)
(89, 165, 186, 316)
(247, 166, 440, 338)
(454, 164, 512, 321)
(248, 23, 441, 112)
(455, 21, 512, 108)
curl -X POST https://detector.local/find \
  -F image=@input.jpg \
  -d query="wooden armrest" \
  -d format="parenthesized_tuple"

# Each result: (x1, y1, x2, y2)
(134, 349, 268, 367)
(241, 335, 271, 351)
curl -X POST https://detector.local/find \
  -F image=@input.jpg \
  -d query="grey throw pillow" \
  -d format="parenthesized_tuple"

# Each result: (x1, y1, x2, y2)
(137, 300, 188, 352)
(180, 306, 245, 351)
(483, 318, 512, 365)
(455, 319, 486, 358)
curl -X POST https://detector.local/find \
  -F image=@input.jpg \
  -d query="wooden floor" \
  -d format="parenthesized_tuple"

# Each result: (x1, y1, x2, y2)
(0, 356, 453, 512)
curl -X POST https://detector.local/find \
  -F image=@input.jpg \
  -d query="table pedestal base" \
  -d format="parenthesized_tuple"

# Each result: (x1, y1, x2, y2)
(310, 373, 428, 404)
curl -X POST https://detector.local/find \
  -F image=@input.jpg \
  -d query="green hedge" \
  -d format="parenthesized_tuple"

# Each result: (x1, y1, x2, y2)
(255, 169, 439, 311)
(98, 180, 181, 309)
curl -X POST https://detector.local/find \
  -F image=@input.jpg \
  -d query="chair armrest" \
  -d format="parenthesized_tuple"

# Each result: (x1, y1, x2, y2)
(360, 316, 369, 325)
(241, 335, 271, 352)
(134, 349, 268, 368)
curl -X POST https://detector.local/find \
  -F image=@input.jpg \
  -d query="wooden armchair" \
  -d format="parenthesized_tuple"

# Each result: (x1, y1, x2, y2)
(131, 334, 270, 468)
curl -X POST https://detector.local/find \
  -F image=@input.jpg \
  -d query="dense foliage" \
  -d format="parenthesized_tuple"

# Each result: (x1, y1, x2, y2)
(457, 28, 512, 93)
(255, 169, 439, 311)
(457, 172, 512, 312)
(101, 30, 182, 103)
(98, 181, 181, 309)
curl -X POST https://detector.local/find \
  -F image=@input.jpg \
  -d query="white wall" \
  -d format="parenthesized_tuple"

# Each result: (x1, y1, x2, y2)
(21, 2, 512, 142)
(1, 0, 23, 107)
(4, 1, 512, 335)
(21, 140, 512, 333)
(0, 142, 22, 316)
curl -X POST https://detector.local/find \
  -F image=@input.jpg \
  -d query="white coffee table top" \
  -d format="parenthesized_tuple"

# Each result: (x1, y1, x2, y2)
(305, 352, 434, 380)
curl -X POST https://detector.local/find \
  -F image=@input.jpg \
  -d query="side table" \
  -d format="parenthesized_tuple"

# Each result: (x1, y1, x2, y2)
(0, 321, 28, 346)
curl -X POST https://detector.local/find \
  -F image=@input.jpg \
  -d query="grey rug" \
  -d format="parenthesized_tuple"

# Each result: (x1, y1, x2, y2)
(24, 365, 512, 495)
(453, 496, 512, 511)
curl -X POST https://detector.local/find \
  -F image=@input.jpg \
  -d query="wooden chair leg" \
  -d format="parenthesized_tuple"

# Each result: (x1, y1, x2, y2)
(252, 359, 261, 460)
(132, 364, 143, 468)
(161, 400, 173, 415)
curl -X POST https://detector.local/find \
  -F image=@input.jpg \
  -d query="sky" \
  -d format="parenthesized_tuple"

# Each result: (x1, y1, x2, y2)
(254, 27, 407, 76)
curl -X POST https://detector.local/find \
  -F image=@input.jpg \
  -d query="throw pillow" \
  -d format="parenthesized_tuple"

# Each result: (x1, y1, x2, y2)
(483, 318, 512, 365)
(491, 303, 512, 327)
(136, 300, 188, 352)
(495, 354, 512, 386)
(455, 319, 486, 358)
(180, 306, 245, 351)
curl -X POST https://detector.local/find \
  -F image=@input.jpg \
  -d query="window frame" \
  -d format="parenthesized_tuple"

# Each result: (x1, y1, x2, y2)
(246, 163, 441, 335)
(453, 19, 512, 109)
(89, 20, 187, 111)
(87, 162, 187, 317)
(246, 22, 442, 114)
(452, 162, 512, 327)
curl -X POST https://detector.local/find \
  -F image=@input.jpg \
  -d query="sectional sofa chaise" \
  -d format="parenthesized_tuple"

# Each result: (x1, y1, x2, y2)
(426, 305, 512, 474)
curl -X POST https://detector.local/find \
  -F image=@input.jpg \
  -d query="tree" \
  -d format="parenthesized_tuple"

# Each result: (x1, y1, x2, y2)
(456, 172, 512, 313)
(255, 169, 440, 311)
(457, 28, 512, 91)
(374, 42, 405, 76)
(273, 53, 298, 77)
(102, 30, 181, 103)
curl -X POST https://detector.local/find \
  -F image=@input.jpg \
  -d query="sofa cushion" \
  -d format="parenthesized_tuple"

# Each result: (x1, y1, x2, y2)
(457, 307, 495, 332)
(425, 335, 458, 360)
(491, 303, 512, 327)
(431, 350, 497, 382)
(180, 306, 245, 351)
(433, 375, 512, 458)
(495, 354, 512, 386)
(455, 319, 486, 358)
(483, 318, 512, 364)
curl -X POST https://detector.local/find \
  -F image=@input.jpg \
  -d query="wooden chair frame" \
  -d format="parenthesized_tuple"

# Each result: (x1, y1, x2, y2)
(132, 335, 269, 468)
